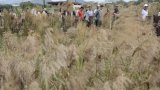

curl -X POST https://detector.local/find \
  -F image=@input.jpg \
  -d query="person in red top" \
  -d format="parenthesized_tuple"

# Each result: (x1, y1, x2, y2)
(78, 7, 84, 21)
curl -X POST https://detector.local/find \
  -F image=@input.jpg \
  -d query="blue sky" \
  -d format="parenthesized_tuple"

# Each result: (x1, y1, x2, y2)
(0, 0, 131, 4)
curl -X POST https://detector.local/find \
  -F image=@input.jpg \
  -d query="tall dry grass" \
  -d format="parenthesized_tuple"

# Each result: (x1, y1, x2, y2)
(0, 5, 160, 90)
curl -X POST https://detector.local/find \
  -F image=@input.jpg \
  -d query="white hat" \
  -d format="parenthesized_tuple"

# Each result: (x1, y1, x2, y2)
(144, 4, 148, 7)
(158, 12, 160, 16)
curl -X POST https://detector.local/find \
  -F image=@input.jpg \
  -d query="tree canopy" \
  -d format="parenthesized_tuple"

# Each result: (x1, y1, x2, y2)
(20, 1, 35, 9)
(0, 4, 13, 11)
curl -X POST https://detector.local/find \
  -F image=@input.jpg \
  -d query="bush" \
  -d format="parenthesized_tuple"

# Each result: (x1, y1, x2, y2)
(20, 1, 35, 10)
(0, 4, 13, 11)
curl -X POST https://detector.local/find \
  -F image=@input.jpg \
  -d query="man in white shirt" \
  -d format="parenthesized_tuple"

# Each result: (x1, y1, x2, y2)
(141, 4, 148, 21)
(87, 7, 94, 17)
(86, 5, 94, 27)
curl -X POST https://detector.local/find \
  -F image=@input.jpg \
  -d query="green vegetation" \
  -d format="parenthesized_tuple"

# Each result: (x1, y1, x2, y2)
(20, 1, 35, 9)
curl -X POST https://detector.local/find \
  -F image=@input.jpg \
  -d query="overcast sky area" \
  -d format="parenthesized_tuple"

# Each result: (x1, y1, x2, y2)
(0, 0, 132, 4)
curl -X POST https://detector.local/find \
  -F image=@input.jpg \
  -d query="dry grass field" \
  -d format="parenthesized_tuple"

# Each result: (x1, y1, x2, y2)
(0, 5, 160, 90)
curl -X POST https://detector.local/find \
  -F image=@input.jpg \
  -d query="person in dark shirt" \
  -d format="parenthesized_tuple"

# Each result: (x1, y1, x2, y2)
(95, 5, 105, 27)
(111, 5, 120, 30)
(114, 6, 119, 14)
(113, 5, 119, 19)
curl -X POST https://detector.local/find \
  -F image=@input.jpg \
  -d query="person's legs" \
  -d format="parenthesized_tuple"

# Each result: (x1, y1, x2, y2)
(90, 16, 94, 27)
(95, 19, 98, 27)
(156, 27, 160, 36)
(87, 21, 90, 27)
(87, 17, 92, 27)
(111, 16, 115, 30)
(98, 20, 102, 27)
(74, 16, 78, 27)
(0, 16, 2, 26)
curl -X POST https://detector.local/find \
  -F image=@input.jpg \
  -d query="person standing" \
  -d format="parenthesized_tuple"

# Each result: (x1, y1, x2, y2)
(86, 5, 94, 27)
(95, 5, 105, 27)
(141, 4, 149, 21)
(73, 7, 84, 27)
(94, 5, 100, 27)
(94, 5, 100, 14)
(111, 5, 119, 29)
(113, 5, 119, 21)
(78, 7, 84, 21)
(0, 9, 3, 28)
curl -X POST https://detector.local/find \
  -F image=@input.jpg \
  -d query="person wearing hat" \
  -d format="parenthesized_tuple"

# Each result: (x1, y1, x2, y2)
(141, 4, 149, 21)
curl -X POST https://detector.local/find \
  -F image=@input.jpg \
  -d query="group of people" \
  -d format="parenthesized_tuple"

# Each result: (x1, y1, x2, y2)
(30, 8, 49, 17)
(142, 3, 160, 36)
(0, 4, 121, 32)
(60, 5, 120, 28)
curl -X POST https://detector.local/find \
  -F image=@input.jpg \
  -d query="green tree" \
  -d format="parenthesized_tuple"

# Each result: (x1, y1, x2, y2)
(136, 0, 144, 5)
(20, 1, 35, 9)
(154, 0, 160, 2)
(43, 0, 46, 8)
(0, 4, 13, 10)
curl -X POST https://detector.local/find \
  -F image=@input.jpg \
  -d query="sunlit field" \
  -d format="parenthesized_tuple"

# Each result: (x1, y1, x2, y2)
(0, 3, 160, 90)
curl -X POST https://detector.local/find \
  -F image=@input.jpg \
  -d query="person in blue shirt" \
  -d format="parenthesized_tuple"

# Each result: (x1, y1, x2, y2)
(95, 5, 105, 27)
